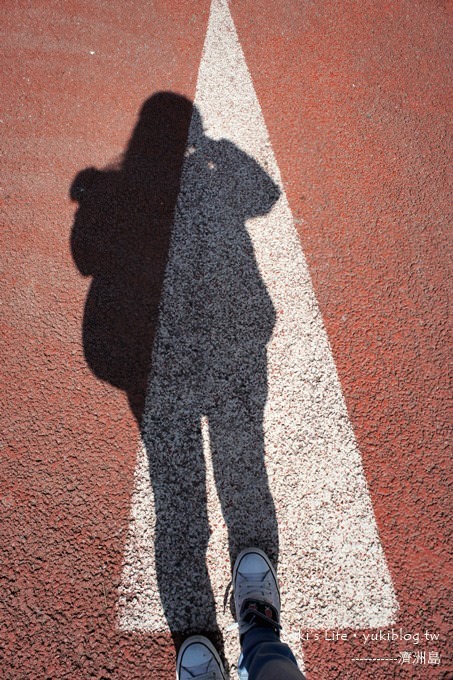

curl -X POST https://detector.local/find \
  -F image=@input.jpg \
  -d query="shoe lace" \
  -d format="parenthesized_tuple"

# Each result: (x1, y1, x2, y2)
(182, 657, 223, 680)
(237, 570, 273, 601)
(226, 569, 280, 634)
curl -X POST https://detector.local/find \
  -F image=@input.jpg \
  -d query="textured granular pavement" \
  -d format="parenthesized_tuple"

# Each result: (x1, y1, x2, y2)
(1, 1, 451, 678)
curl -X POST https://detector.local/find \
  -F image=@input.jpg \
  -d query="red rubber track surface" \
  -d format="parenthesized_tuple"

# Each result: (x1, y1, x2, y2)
(1, 1, 451, 678)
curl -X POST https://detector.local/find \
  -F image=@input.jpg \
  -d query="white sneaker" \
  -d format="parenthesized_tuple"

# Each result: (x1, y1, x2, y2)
(233, 547, 281, 637)
(176, 635, 227, 680)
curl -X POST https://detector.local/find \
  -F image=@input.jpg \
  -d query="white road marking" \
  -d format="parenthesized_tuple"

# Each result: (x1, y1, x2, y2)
(118, 0, 398, 668)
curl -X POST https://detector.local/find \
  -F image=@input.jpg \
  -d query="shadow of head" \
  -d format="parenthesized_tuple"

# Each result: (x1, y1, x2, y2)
(70, 91, 195, 204)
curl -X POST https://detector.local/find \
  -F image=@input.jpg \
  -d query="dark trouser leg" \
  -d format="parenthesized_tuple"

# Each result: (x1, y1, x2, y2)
(239, 627, 306, 680)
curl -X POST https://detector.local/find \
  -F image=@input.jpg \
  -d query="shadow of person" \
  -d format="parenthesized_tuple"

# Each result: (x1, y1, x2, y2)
(142, 103, 280, 647)
(70, 92, 280, 657)
(70, 92, 193, 424)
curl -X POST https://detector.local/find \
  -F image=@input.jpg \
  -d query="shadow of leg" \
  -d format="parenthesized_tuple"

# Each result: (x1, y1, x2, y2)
(143, 411, 225, 656)
(208, 353, 279, 569)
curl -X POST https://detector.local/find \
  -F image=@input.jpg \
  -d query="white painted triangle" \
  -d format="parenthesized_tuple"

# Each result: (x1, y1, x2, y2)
(118, 0, 398, 670)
